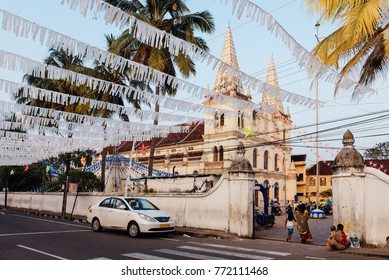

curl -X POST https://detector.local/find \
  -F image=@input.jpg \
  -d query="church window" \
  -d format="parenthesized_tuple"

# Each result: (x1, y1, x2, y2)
(253, 148, 258, 168)
(274, 154, 278, 171)
(220, 113, 225, 126)
(213, 146, 218, 162)
(238, 111, 244, 128)
(264, 150, 269, 170)
(219, 145, 224, 161)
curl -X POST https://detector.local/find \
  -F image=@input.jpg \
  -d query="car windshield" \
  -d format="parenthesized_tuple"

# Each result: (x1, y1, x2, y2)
(124, 198, 159, 210)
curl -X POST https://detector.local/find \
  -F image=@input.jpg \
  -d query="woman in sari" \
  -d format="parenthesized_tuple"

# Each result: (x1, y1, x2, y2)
(295, 204, 313, 243)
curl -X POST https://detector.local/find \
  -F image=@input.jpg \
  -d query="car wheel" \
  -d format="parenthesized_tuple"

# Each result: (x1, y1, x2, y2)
(92, 218, 102, 232)
(128, 222, 140, 238)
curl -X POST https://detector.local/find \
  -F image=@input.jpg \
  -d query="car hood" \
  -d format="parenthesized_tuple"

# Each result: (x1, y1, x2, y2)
(135, 209, 170, 218)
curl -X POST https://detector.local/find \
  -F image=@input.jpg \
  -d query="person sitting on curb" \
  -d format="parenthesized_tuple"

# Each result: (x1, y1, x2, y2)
(326, 225, 336, 249)
(329, 223, 350, 250)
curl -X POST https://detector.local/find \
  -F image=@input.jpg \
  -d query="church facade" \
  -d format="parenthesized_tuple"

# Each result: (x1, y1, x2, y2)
(110, 27, 297, 206)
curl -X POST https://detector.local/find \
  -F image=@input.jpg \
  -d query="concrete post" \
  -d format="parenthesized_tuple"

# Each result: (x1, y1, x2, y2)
(227, 142, 255, 237)
(332, 130, 366, 242)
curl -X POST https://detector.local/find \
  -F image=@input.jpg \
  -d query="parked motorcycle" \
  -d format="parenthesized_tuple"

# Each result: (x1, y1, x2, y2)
(271, 205, 282, 216)
(319, 204, 333, 215)
(254, 210, 275, 228)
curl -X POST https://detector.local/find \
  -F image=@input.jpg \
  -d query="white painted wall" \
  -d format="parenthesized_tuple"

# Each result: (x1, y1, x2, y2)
(0, 172, 255, 237)
(332, 166, 389, 246)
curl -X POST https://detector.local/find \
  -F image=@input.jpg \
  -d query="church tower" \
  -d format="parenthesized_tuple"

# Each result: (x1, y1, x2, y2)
(201, 27, 253, 173)
(262, 57, 284, 113)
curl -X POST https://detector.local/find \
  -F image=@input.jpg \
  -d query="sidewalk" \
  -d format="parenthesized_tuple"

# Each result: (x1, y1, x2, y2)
(176, 214, 389, 259)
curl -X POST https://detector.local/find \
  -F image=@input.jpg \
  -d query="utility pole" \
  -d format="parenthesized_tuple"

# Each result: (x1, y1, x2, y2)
(315, 21, 320, 208)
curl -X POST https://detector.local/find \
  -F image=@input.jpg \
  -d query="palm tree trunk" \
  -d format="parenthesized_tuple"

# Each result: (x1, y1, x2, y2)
(147, 86, 160, 177)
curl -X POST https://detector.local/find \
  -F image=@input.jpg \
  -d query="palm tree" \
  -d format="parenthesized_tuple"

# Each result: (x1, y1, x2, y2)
(104, 0, 215, 176)
(306, 0, 389, 96)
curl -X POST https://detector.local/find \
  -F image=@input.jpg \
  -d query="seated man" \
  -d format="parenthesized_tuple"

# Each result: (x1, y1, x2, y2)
(330, 224, 350, 250)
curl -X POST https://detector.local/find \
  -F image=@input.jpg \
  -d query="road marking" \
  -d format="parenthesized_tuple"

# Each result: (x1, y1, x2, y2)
(90, 257, 111, 260)
(122, 252, 172, 260)
(8, 214, 90, 229)
(17, 245, 67, 260)
(0, 229, 90, 237)
(0, 212, 5, 215)
(159, 238, 180, 242)
(305, 256, 326, 260)
(188, 241, 291, 256)
(155, 248, 228, 260)
(178, 246, 273, 260)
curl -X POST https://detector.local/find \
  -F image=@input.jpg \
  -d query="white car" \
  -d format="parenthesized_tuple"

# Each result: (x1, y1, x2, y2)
(87, 197, 175, 237)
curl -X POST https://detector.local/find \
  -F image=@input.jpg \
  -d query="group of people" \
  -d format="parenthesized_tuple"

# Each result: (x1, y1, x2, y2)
(284, 203, 313, 243)
(284, 203, 350, 250)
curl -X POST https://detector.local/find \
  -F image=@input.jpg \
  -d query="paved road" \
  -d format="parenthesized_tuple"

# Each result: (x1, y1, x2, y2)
(1, 209, 385, 260)
(255, 213, 332, 245)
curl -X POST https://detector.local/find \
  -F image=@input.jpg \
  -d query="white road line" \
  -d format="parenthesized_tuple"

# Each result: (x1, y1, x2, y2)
(90, 257, 111, 260)
(178, 246, 273, 260)
(0, 212, 5, 215)
(159, 238, 180, 242)
(17, 245, 67, 260)
(305, 256, 326, 260)
(155, 248, 228, 260)
(0, 229, 90, 237)
(188, 241, 291, 256)
(122, 252, 172, 260)
(8, 214, 90, 228)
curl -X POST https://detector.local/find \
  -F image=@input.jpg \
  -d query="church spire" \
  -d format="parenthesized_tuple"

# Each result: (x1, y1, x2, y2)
(213, 27, 244, 96)
(262, 57, 284, 113)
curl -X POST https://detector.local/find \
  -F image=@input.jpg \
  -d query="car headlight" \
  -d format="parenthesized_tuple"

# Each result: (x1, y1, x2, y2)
(138, 213, 156, 222)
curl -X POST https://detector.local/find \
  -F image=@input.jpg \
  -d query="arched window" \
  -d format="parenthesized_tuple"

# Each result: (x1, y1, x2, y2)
(309, 177, 315, 186)
(274, 153, 278, 171)
(253, 148, 258, 168)
(238, 111, 244, 128)
(214, 112, 218, 127)
(264, 179, 270, 205)
(252, 110, 257, 120)
(213, 146, 218, 162)
(274, 182, 279, 200)
(264, 150, 269, 170)
(220, 113, 225, 126)
(219, 145, 224, 161)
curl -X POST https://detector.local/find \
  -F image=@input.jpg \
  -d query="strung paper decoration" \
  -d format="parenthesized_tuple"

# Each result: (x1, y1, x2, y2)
(243, 126, 256, 138)
(80, 156, 86, 166)
(24, 165, 29, 172)
(10, 169, 15, 175)
(140, 143, 149, 153)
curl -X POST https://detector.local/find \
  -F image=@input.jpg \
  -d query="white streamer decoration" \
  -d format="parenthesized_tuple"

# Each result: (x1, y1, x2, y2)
(0, 76, 211, 126)
(53, 2, 324, 107)
(59, 0, 378, 98)
(0, 8, 291, 115)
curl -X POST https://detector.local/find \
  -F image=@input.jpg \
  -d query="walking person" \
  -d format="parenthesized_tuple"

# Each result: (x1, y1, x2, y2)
(284, 206, 296, 242)
(295, 204, 313, 243)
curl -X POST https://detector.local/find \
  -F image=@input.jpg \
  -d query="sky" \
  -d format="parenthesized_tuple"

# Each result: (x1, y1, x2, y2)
(0, 0, 388, 166)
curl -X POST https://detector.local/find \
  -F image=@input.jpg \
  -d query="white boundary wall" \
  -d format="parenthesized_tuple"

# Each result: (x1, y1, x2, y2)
(0, 172, 255, 238)
(332, 166, 389, 246)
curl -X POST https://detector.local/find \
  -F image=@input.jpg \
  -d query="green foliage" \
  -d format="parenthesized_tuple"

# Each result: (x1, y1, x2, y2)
(45, 169, 104, 192)
(363, 142, 389, 160)
(0, 163, 44, 192)
(320, 189, 332, 197)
